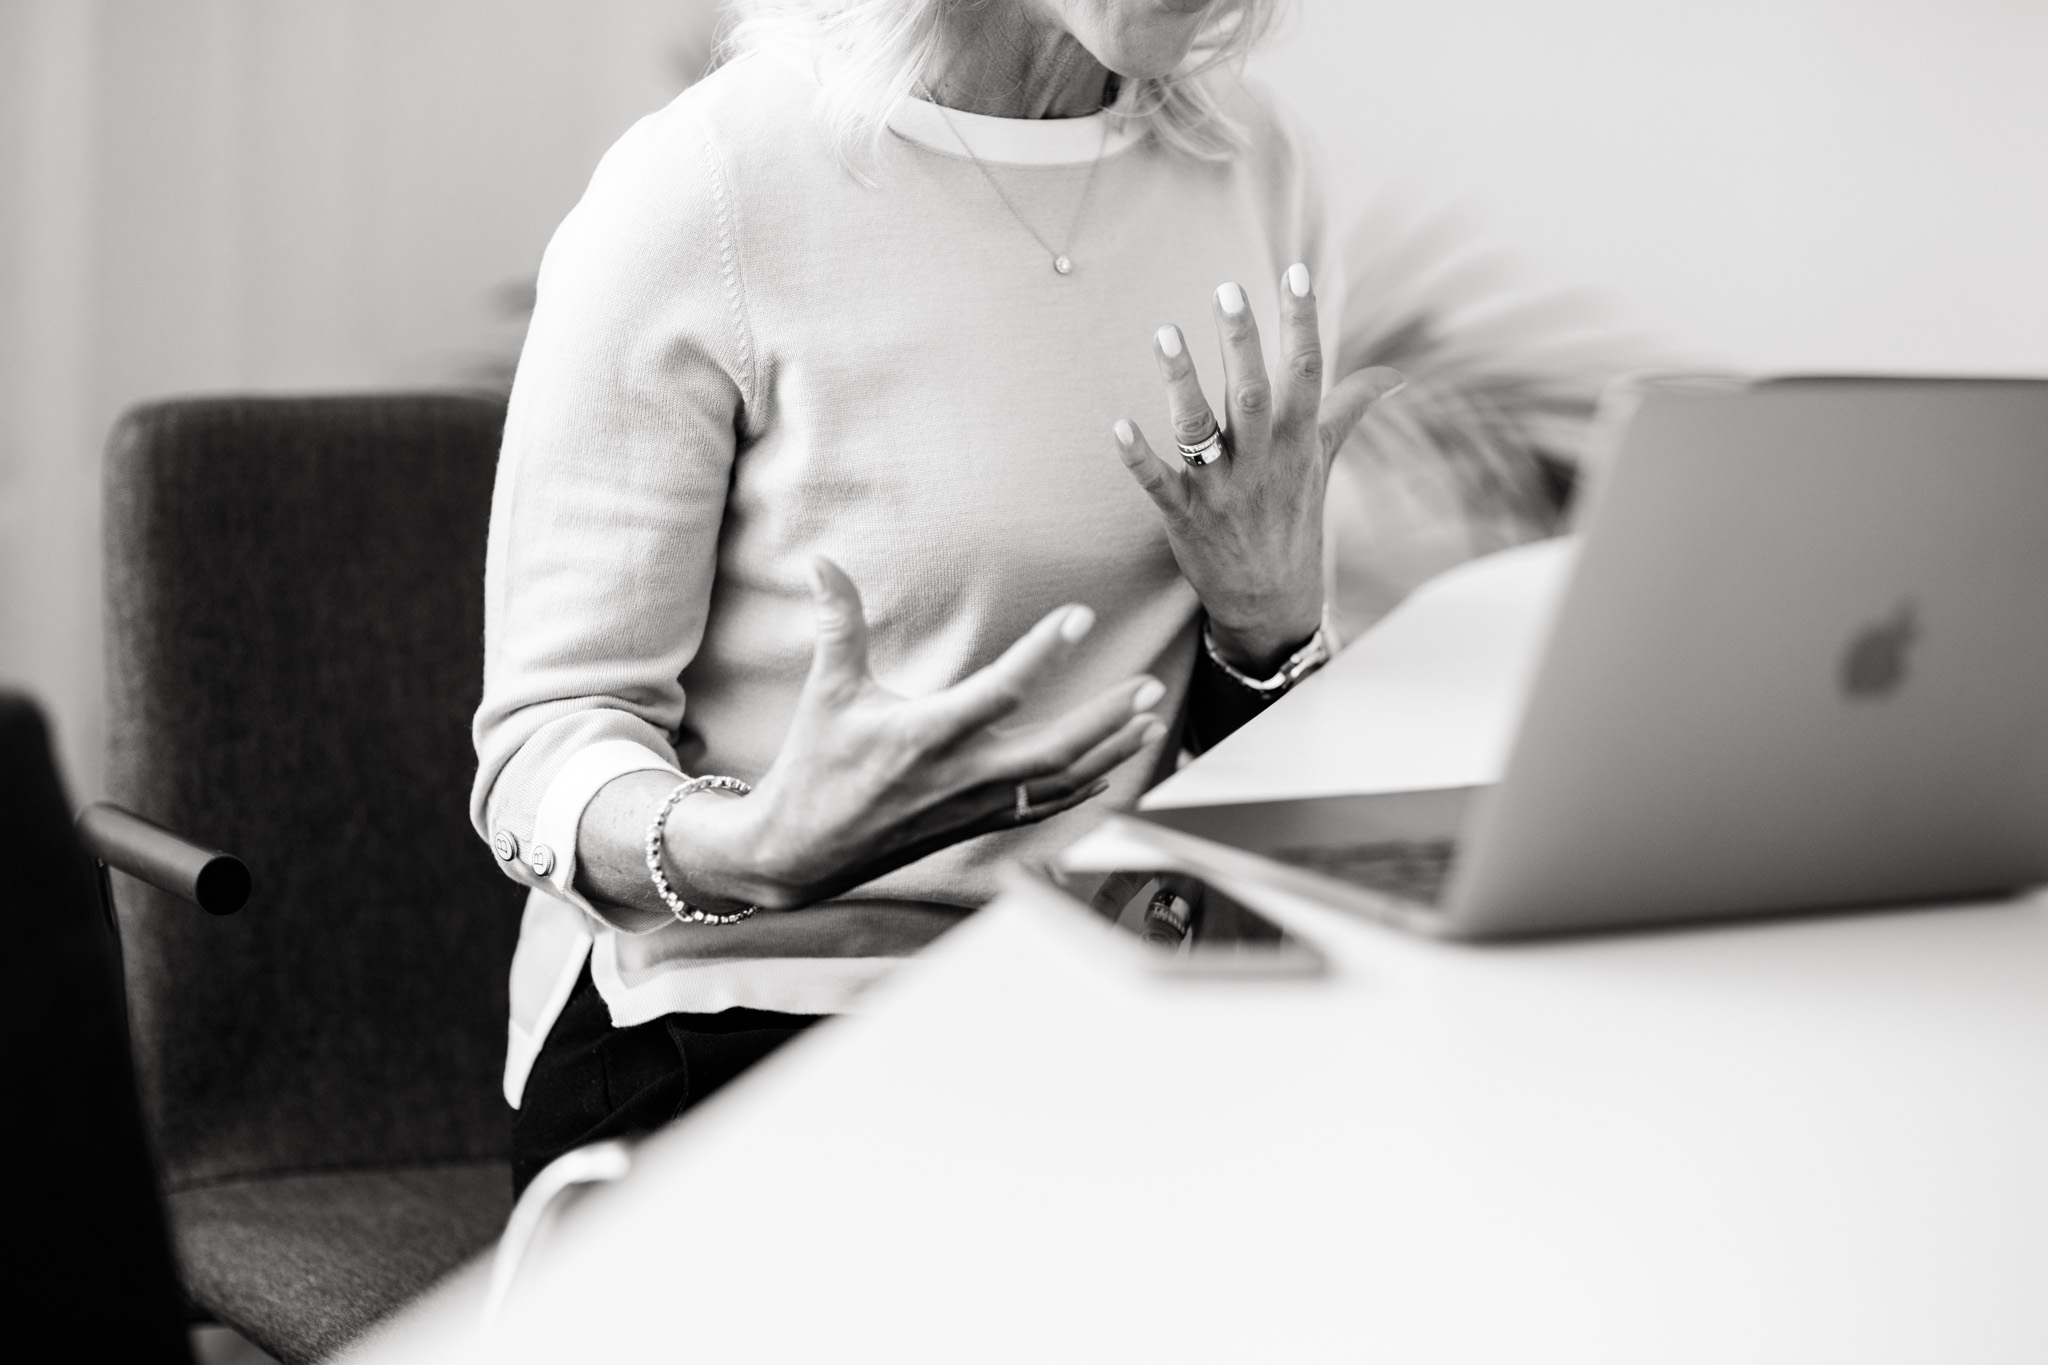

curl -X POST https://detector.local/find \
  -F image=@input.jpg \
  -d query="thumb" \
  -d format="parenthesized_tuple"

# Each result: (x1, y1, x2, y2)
(806, 555, 870, 684)
(1317, 366, 1407, 465)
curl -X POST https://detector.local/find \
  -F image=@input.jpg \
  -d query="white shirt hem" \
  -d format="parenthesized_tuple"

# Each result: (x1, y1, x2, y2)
(589, 930, 900, 1029)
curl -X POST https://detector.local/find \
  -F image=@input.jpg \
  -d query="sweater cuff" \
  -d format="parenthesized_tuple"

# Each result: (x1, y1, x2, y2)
(527, 738, 682, 920)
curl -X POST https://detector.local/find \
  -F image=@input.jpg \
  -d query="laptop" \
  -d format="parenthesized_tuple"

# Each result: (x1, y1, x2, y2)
(1135, 376, 2048, 938)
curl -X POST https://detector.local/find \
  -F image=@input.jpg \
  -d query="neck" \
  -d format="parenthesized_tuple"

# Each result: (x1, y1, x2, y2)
(922, 4, 1110, 119)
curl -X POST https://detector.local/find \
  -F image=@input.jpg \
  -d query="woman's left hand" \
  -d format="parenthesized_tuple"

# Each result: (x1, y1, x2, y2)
(1114, 264, 1405, 673)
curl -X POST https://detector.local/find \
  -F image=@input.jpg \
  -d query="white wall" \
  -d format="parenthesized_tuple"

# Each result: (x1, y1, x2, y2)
(1251, 0, 2048, 375)
(1, 0, 713, 794)
(6, 0, 2044, 793)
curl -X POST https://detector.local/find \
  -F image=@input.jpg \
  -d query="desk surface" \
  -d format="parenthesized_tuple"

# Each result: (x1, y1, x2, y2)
(353, 544, 2048, 1364)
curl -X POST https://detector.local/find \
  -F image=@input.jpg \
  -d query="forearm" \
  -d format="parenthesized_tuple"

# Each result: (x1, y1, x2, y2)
(1203, 593, 1322, 677)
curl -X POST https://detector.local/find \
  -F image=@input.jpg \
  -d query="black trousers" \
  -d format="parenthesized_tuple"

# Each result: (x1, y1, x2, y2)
(511, 963, 823, 1195)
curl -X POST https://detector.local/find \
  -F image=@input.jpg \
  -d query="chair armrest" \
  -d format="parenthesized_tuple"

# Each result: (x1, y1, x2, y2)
(482, 1140, 635, 1326)
(75, 802, 251, 916)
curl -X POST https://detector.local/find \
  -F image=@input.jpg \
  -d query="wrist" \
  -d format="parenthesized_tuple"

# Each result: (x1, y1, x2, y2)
(1204, 602, 1323, 676)
(660, 789, 804, 913)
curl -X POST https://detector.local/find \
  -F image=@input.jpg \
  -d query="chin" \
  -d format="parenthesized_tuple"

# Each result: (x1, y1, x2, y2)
(1066, 0, 1213, 81)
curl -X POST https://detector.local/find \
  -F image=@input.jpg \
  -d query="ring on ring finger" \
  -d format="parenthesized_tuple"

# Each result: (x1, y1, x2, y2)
(1176, 425, 1225, 468)
(1014, 776, 1080, 824)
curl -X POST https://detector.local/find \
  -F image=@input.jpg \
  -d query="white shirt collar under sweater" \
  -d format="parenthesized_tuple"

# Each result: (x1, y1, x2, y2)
(888, 94, 1143, 166)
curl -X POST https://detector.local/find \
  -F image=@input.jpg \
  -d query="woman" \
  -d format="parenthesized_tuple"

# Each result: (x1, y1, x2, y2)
(474, 0, 1404, 1193)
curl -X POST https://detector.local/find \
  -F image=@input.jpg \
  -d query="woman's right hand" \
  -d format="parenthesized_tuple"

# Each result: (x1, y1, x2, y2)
(666, 556, 1166, 912)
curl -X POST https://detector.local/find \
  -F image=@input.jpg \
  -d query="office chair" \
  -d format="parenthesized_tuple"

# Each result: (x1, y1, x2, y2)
(3, 691, 194, 1362)
(99, 393, 525, 1362)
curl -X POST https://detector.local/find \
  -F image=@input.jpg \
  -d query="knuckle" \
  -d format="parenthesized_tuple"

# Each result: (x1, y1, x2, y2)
(1173, 411, 1216, 440)
(1234, 379, 1272, 415)
(979, 674, 1026, 712)
(1288, 349, 1323, 385)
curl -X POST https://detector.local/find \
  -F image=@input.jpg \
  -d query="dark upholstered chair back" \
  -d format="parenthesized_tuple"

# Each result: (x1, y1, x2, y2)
(4, 692, 194, 1363)
(104, 394, 523, 1188)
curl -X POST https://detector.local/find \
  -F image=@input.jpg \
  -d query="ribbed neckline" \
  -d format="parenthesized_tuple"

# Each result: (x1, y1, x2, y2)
(890, 95, 1143, 167)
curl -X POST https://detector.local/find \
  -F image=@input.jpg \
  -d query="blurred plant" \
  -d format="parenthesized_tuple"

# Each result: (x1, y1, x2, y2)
(1325, 199, 1654, 636)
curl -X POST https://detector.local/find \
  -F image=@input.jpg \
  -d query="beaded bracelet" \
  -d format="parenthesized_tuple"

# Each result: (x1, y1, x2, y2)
(645, 775, 758, 926)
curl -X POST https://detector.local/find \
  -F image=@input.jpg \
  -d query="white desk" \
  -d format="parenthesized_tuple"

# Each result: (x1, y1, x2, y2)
(353, 545, 2048, 1364)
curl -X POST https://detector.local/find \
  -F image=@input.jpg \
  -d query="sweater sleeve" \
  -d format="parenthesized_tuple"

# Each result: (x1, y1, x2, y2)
(470, 101, 758, 917)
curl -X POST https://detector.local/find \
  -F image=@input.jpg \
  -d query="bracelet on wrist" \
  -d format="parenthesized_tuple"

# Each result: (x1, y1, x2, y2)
(645, 775, 758, 926)
(1201, 610, 1337, 698)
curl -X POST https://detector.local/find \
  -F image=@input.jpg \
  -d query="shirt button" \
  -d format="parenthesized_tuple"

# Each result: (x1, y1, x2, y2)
(528, 843, 556, 878)
(492, 828, 520, 863)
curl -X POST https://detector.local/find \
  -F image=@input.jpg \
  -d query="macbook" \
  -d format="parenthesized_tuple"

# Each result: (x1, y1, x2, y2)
(1136, 376, 2048, 937)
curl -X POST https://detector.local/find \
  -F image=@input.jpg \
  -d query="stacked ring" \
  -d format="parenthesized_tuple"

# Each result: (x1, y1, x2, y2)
(1176, 428, 1225, 467)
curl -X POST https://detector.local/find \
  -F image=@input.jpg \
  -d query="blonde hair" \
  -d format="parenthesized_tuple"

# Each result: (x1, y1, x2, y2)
(718, 0, 1288, 175)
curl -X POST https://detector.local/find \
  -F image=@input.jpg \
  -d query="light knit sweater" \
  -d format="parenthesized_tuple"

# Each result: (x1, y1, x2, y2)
(472, 52, 1339, 1103)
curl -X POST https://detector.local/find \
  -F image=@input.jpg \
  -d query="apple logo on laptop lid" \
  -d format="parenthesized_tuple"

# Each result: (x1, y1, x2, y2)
(1840, 600, 1919, 700)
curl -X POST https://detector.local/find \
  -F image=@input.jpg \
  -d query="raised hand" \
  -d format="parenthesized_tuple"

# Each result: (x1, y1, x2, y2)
(1114, 263, 1405, 673)
(664, 556, 1166, 911)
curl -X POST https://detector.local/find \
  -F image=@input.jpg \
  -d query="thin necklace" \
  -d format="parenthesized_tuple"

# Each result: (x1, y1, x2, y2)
(932, 102, 1111, 276)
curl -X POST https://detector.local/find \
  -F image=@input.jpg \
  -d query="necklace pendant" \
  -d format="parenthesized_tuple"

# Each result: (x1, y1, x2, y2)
(1052, 255, 1072, 275)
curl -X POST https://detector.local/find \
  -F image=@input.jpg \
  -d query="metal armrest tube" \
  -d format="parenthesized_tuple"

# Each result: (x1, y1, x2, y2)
(482, 1140, 634, 1325)
(75, 802, 251, 916)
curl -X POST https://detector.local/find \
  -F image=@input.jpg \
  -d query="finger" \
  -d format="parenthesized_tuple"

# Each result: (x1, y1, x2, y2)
(1273, 263, 1323, 443)
(1045, 707, 1165, 791)
(1011, 711, 1164, 819)
(988, 679, 1169, 781)
(805, 556, 869, 685)
(1112, 420, 1190, 521)
(1212, 282, 1274, 456)
(922, 603, 1097, 739)
(1153, 324, 1221, 453)
(1315, 366, 1408, 465)
(1013, 776, 1112, 826)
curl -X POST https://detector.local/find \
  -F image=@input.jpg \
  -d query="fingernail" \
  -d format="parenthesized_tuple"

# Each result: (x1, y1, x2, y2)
(1112, 419, 1134, 449)
(1131, 677, 1165, 712)
(1286, 263, 1311, 298)
(1155, 326, 1182, 359)
(806, 561, 828, 596)
(1085, 780, 1111, 800)
(1060, 605, 1095, 643)
(1142, 717, 1167, 743)
(1383, 375, 1409, 399)
(1216, 282, 1246, 316)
